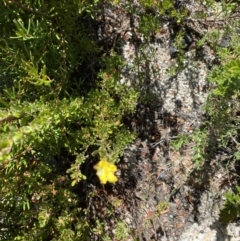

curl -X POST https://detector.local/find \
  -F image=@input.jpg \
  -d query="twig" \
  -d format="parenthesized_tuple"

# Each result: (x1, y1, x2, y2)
(151, 136, 178, 148)
(6, 0, 49, 17)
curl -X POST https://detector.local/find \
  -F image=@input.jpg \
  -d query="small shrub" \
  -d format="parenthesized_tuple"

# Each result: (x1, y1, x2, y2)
(0, 1, 138, 240)
(220, 186, 240, 223)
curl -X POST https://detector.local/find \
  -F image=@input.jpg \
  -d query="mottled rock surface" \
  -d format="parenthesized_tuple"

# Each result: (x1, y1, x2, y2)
(97, 1, 240, 240)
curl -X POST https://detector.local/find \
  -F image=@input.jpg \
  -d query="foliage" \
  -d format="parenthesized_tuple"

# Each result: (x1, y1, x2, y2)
(0, 0, 139, 240)
(209, 57, 240, 222)
(114, 222, 130, 240)
(171, 1, 240, 221)
(156, 201, 170, 215)
(220, 186, 240, 223)
(171, 128, 208, 169)
(2, 0, 240, 239)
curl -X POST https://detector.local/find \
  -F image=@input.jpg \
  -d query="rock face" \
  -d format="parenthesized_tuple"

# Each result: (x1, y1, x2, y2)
(178, 190, 240, 241)
(179, 222, 240, 241)
(97, 1, 240, 240)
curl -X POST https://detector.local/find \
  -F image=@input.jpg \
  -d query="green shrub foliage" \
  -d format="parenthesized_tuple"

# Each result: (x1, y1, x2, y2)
(0, 0, 138, 240)
(220, 186, 240, 223)
(2, 0, 240, 239)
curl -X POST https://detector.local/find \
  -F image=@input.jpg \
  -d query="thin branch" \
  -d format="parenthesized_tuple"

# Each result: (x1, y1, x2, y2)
(6, 0, 49, 18)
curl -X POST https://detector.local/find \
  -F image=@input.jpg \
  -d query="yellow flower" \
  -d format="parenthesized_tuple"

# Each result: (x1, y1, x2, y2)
(94, 159, 118, 184)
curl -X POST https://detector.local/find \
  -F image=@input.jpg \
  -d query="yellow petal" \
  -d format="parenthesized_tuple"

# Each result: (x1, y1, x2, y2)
(99, 174, 108, 184)
(95, 160, 118, 184)
(107, 173, 118, 183)
(108, 163, 117, 172)
(97, 160, 105, 168)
